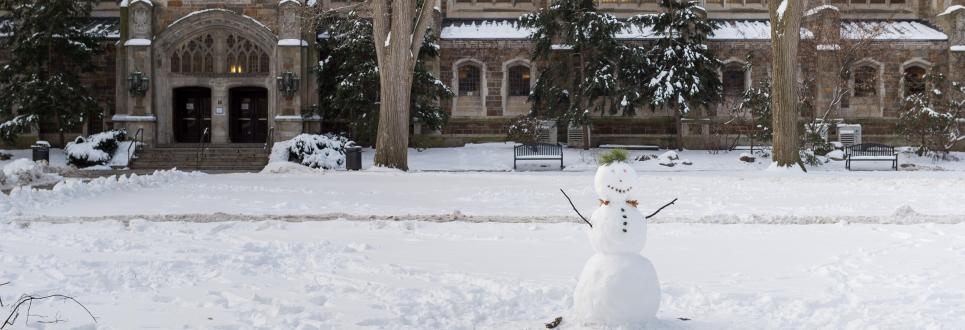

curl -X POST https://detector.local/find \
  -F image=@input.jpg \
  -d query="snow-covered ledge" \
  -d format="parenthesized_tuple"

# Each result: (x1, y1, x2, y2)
(120, 0, 153, 7)
(124, 38, 152, 47)
(112, 115, 157, 122)
(278, 39, 308, 47)
(274, 115, 305, 122)
(952, 45, 965, 52)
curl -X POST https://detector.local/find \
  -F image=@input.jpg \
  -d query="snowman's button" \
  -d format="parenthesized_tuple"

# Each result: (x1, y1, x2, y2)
(622, 215, 627, 219)
(621, 208, 625, 212)
(622, 229, 627, 233)
(623, 222, 627, 225)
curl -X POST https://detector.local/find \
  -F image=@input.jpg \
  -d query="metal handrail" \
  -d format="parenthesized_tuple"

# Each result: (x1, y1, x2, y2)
(126, 127, 144, 166)
(264, 126, 275, 153)
(196, 127, 210, 170)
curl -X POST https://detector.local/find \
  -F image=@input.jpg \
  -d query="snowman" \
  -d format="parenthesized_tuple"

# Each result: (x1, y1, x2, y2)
(562, 150, 676, 327)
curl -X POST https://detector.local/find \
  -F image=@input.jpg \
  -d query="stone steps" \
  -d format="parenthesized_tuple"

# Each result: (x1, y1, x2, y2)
(133, 146, 269, 171)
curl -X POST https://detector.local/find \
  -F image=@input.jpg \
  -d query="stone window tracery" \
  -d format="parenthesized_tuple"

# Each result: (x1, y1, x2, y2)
(226, 35, 271, 75)
(170, 34, 215, 74)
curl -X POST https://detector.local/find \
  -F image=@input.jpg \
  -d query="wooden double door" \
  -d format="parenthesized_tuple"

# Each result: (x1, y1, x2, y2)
(173, 87, 212, 143)
(229, 87, 269, 143)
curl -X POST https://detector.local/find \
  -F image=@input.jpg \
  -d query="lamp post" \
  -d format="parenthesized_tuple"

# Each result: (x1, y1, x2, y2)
(128, 70, 150, 96)
(276, 71, 300, 98)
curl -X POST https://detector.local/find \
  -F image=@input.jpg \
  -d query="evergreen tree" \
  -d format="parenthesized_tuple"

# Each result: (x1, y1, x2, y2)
(897, 69, 964, 157)
(632, 0, 722, 150)
(520, 0, 650, 149)
(313, 11, 451, 146)
(0, 0, 105, 146)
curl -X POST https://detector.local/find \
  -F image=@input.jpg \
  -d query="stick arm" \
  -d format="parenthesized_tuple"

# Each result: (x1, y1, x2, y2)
(645, 198, 678, 219)
(560, 189, 593, 228)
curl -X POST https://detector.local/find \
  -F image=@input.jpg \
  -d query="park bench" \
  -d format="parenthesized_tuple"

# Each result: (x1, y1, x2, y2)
(846, 143, 898, 171)
(514, 143, 564, 170)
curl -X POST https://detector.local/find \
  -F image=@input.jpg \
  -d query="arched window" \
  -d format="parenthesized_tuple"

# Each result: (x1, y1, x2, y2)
(722, 62, 747, 97)
(171, 34, 215, 74)
(853, 65, 878, 97)
(903, 66, 926, 96)
(458, 64, 481, 96)
(226, 34, 270, 74)
(507, 65, 531, 97)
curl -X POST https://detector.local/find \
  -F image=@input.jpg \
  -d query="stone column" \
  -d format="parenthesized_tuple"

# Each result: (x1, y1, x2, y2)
(211, 79, 230, 144)
(803, 5, 842, 118)
(273, 1, 306, 141)
(118, 1, 157, 145)
(937, 6, 964, 82)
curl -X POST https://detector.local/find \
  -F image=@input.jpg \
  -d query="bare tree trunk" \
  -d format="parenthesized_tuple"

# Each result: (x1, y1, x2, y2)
(373, 53, 414, 170)
(674, 111, 683, 151)
(769, 1, 802, 168)
(369, 0, 435, 171)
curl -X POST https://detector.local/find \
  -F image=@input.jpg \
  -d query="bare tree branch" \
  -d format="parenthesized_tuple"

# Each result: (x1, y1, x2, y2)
(2, 294, 96, 329)
(410, 0, 436, 60)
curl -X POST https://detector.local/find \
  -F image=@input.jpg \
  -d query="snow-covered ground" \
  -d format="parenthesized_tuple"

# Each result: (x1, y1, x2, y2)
(2, 220, 964, 329)
(3, 143, 965, 329)
(5, 169, 965, 223)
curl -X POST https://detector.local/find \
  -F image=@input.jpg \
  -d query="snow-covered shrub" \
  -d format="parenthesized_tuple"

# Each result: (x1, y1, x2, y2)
(896, 70, 964, 158)
(2, 158, 45, 186)
(66, 130, 127, 168)
(270, 133, 351, 170)
(507, 116, 541, 145)
(657, 150, 680, 166)
(0, 151, 11, 160)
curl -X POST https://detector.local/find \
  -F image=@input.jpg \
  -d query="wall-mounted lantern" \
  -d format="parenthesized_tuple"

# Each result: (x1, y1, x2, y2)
(128, 70, 150, 96)
(276, 71, 300, 98)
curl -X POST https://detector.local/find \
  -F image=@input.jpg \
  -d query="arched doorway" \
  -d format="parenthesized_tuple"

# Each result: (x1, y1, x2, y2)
(229, 87, 269, 143)
(173, 87, 212, 143)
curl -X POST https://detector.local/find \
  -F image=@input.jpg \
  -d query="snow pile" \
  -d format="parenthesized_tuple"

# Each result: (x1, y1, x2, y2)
(1, 170, 201, 216)
(260, 161, 324, 174)
(1, 158, 59, 189)
(65, 130, 127, 168)
(826, 150, 846, 161)
(657, 150, 679, 167)
(269, 134, 351, 170)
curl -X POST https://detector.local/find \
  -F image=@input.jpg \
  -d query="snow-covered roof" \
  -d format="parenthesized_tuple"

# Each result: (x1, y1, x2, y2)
(439, 20, 778, 41)
(841, 21, 947, 41)
(938, 5, 964, 16)
(0, 17, 120, 39)
(440, 19, 946, 42)
(440, 20, 533, 40)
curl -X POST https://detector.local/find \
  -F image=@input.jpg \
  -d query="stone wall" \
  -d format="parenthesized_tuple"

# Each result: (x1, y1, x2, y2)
(154, 0, 280, 33)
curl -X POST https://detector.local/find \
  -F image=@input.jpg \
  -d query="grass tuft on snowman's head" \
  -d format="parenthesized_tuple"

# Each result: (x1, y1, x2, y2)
(598, 149, 629, 166)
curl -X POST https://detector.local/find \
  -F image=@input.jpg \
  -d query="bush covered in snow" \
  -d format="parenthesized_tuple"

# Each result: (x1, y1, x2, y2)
(507, 116, 542, 145)
(65, 130, 127, 168)
(896, 72, 963, 157)
(270, 134, 351, 170)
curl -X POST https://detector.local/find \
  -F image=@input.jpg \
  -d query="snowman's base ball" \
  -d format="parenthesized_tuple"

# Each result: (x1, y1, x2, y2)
(573, 253, 661, 325)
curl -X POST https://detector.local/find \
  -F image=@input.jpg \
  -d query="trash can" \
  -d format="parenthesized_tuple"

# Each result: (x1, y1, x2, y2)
(31, 141, 50, 163)
(345, 145, 362, 171)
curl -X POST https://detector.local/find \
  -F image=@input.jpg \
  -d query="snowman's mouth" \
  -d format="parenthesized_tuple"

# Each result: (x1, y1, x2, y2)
(606, 184, 632, 194)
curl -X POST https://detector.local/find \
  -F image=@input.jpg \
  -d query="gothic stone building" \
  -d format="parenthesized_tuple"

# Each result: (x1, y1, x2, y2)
(3, 0, 965, 152)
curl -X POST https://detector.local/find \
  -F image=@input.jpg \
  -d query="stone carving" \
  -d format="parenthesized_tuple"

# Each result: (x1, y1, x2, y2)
(958, 15, 965, 44)
(281, 10, 299, 37)
(133, 6, 150, 36)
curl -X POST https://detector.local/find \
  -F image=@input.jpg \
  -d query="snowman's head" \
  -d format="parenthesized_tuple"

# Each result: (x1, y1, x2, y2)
(594, 150, 638, 201)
